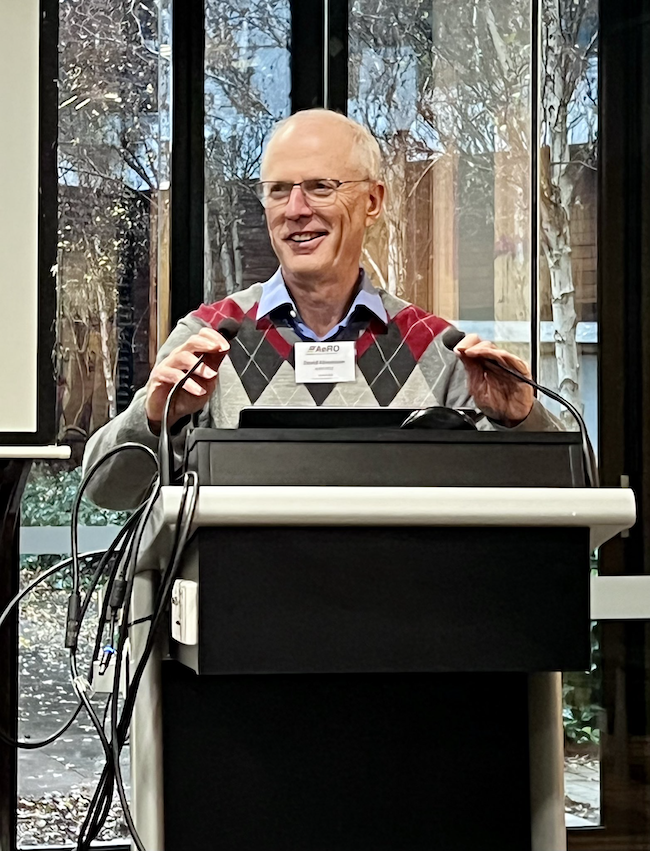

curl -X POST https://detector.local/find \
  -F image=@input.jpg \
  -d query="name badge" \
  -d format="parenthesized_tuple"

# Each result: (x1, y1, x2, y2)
(294, 341, 356, 384)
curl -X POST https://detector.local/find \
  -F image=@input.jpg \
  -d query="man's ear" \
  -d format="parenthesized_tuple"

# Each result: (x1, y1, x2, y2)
(365, 181, 385, 225)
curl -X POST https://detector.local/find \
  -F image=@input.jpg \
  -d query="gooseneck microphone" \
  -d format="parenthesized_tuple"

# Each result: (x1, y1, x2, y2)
(160, 318, 241, 486)
(216, 317, 242, 343)
(440, 327, 598, 487)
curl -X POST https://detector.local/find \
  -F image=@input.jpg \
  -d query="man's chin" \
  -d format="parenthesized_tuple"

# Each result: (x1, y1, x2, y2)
(279, 252, 331, 278)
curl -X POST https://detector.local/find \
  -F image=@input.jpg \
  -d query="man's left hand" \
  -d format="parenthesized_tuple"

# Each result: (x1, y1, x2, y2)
(454, 334, 534, 427)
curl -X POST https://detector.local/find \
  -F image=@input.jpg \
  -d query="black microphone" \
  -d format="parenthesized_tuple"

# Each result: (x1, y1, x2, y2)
(441, 326, 598, 487)
(160, 319, 241, 486)
(217, 317, 241, 342)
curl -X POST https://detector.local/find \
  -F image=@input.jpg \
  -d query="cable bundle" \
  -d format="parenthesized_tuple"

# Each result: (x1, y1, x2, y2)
(71, 459, 199, 851)
(1, 358, 208, 851)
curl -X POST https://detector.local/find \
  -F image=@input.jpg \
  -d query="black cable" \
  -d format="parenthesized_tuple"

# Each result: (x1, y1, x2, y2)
(61, 447, 162, 850)
(74, 485, 163, 851)
(78, 473, 199, 851)
(159, 317, 240, 487)
(160, 354, 206, 486)
(75, 482, 167, 850)
(107, 477, 196, 851)
(77, 507, 148, 661)
(66, 455, 160, 844)
(107, 484, 163, 851)
(439, 327, 599, 487)
(67, 442, 157, 648)
(14, 384, 201, 848)
(0, 436, 174, 845)
(0, 548, 123, 749)
(482, 359, 599, 488)
(0, 507, 147, 750)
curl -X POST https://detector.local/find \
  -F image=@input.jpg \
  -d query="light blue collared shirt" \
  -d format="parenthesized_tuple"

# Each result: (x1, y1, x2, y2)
(256, 268, 388, 342)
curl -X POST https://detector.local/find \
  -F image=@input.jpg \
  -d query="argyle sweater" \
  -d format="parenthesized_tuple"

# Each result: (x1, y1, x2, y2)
(84, 281, 560, 509)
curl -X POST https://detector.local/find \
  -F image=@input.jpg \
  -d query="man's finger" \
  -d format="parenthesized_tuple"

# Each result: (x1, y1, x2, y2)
(456, 340, 498, 358)
(170, 350, 219, 379)
(153, 366, 206, 396)
(179, 330, 230, 355)
(454, 333, 482, 353)
(458, 341, 531, 378)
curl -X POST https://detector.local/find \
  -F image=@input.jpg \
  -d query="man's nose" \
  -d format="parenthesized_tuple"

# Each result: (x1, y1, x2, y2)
(284, 185, 313, 218)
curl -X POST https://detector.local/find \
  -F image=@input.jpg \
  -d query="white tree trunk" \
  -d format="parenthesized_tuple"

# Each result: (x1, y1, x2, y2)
(542, 227, 580, 416)
(384, 135, 408, 297)
(386, 216, 401, 296)
(540, 0, 582, 424)
(232, 215, 243, 291)
(362, 246, 389, 291)
(203, 198, 213, 302)
(97, 290, 117, 421)
(220, 227, 236, 296)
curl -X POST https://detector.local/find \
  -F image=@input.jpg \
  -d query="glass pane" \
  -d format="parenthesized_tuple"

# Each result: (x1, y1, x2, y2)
(17, 0, 168, 843)
(348, 0, 532, 363)
(204, 0, 291, 303)
(564, 615, 602, 827)
(539, 0, 598, 437)
(538, 0, 600, 827)
(18, 472, 128, 847)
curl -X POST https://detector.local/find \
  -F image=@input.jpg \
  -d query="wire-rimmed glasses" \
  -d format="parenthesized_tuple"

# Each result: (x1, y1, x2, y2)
(254, 178, 371, 208)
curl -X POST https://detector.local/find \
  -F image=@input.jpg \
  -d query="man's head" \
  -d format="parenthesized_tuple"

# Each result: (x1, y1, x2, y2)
(259, 109, 385, 289)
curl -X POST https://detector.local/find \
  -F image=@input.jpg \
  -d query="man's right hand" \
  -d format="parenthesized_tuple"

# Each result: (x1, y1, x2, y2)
(144, 327, 230, 433)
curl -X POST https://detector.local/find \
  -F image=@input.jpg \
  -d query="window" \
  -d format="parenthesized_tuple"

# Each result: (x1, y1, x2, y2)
(349, 0, 600, 827)
(204, 0, 291, 302)
(349, 0, 533, 365)
(18, 0, 168, 844)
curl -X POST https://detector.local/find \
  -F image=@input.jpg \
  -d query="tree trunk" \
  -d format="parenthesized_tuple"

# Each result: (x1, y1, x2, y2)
(386, 216, 402, 296)
(540, 0, 582, 424)
(494, 146, 530, 326)
(204, 197, 213, 302)
(97, 289, 117, 421)
(385, 134, 408, 297)
(219, 221, 237, 296)
(231, 214, 243, 291)
(541, 196, 581, 422)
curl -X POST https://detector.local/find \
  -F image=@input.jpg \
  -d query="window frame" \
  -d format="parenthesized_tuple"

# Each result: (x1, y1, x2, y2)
(7, 0, 650, 847)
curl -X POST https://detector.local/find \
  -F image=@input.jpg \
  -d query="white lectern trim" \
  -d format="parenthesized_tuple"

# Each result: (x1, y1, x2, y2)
(160, 486, 635, 553)
(0, 446, 72, 460)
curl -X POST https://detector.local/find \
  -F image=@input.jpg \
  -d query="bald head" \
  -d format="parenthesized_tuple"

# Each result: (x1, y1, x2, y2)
(261, 109, 382, 181)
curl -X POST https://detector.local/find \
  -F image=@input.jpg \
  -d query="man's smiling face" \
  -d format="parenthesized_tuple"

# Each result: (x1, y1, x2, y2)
(260, 114, 384, 288)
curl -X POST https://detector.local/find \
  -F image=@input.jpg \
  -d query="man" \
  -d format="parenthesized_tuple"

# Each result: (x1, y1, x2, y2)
(85, 109, 558, 508)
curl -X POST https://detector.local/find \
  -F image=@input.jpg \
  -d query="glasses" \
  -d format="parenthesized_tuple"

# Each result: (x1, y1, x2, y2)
(254, 178, 371, 208)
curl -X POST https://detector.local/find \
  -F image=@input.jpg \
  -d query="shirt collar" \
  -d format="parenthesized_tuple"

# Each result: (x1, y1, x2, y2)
(256, 267, 388, 331)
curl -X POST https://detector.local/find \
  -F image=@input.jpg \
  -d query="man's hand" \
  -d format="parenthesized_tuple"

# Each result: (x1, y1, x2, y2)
(145, 328, 230, 432)
(454, 334, 534, 426)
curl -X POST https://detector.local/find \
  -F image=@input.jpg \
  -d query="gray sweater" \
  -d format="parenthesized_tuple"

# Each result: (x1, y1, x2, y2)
(83, 282, 560, 509)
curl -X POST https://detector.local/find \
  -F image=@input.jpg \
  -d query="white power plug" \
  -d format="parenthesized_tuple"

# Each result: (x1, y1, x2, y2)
(171, 579, 199, 645)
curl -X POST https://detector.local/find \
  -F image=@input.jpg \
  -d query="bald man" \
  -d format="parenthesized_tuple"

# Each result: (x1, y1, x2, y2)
(84, 108, 559, 508)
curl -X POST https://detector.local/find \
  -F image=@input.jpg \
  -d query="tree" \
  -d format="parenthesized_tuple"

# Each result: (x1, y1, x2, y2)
(349, 0, 598, 421)
(57, 0, 163, 445)
(540, 0, 597, 417)
(204, 0, 289, 300)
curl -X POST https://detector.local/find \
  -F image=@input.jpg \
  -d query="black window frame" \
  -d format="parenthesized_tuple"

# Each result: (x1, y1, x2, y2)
(4, 0, 650, 848)
(0, 1, 58, 848)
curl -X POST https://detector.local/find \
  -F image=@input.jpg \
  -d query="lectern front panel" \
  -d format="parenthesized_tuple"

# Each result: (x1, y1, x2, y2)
(173, 525, 590, 674)
(162, 664, 532, 851)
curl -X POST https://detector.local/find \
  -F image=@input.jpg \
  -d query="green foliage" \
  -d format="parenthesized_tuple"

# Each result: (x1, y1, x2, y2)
(20, 552, 106, 593)
(563, 613, 602, 746)
(21, 465, 128, 528)
(20, 554, 69, 590)
(563, 681, 601, 745)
